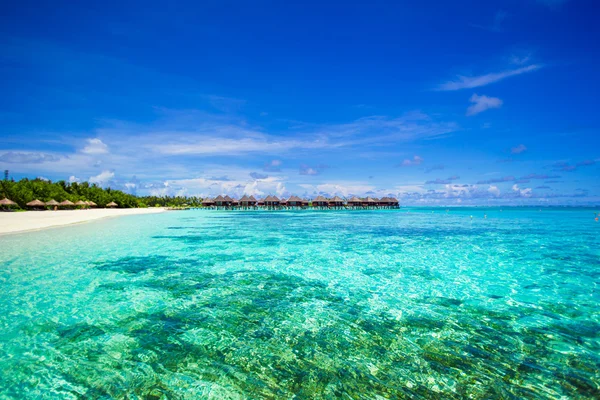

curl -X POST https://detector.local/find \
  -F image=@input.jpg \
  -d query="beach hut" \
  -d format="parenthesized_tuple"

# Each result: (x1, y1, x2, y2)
(287, 195, 303, 207)
(25, 199, 46, 210)
(59, 200, 75, 209)
(239, 195, 257, 207)
(264, 195, 280, 207)
(106, 201, 118, 208)
(347, 196, 362, 208)
(75, 200, 87, 209)
(312, 195, 329, 208)
(329, 196, 344, 208)
(202, 198, 215, 207)
(0, 198, 17, 211)
(46, 199, 59, 210)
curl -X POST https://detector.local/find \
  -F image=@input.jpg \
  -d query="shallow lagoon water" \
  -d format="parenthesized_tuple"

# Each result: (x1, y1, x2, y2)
(0, 208, 599, 398)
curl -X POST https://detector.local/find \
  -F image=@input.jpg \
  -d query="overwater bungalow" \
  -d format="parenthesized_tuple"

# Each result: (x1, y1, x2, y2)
(302, 198, 310, 207)
(312, 195, 329, 208)
(214, 195, 228, 207)
(264, 195, 280, 207)
(347, 196, 362, 208)
(257, 198, 265, 207)
(287, 195, 304, 207)
(202, 198, 215, 207)
(239, 195, 257, 208)
(362, 197, 377, 208)
(224, 195, 235, 207)
(329, 196, 344, 208)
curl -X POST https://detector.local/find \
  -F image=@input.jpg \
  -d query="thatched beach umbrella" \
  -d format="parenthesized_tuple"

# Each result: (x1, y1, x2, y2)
(88, 201, 97, 208)
(106, 201, 118, 208)
(60, 200, 75, 208)
(45, 199, 59, 210)
(0, 198, 17, 206)
(75, 200, 87, 208)
(0, 198, 17, 210)
(26, 199, 46, 210)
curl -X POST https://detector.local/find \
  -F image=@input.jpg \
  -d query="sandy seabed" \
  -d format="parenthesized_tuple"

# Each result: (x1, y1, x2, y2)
(0, 208, 166, 235)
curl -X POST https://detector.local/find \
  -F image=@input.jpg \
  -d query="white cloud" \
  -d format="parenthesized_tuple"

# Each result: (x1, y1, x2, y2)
(69, 175, 80, 183)
(466, 94, 503, 116)
(488, 185, 500, 197)
(81, 138, 109, 154)
(436, 64, 542, 91)
(89, 170, 115, 184)
(400, 155, 423, 167)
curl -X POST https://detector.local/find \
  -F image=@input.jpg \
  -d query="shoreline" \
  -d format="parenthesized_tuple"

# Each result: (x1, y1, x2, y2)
(0, 208, 166, 236)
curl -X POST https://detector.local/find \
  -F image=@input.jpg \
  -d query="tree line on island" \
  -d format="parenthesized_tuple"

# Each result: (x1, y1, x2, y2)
(0, 178, 201, 209)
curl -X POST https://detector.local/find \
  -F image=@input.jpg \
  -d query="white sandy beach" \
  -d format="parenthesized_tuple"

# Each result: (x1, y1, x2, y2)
(0, 208, 166, 235)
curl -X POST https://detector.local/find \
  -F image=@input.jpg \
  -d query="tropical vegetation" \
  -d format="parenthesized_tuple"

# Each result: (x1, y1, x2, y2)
(0, 178, 202, 209)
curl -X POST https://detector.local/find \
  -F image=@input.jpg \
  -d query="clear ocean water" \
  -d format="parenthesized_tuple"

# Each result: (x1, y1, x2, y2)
(0, 208, 599, 399)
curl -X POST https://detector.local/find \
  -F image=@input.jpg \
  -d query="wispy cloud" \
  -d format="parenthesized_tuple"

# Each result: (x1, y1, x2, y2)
(471, 10, 507, 33)
(425, 164, 445, 173)
(425, 176, 460, 184)
(0, 151, 61, 164)
(299, 164, 329, 176)
(466, 94, 503, 116)
(511, 144, 527, 154)
(435, 64, 542, 91)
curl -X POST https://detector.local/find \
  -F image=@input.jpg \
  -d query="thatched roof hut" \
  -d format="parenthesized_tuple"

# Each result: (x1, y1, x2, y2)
(287, 195, 303, 206)
(106, 201, 118, 208)
(329, 196, 344, 206)
(202, 198, 215, 206)
(214, 195, 229, 206)
(59, 200, 75, 207)
(239, 195, 257, 206)
(0, 198, 17, 206)
(264, 195, 280, 206)
(362, 197, 377, 207)
(256, 198, 265, 206)
(347, 196, 362, 206)
(313, 195, 329, 207)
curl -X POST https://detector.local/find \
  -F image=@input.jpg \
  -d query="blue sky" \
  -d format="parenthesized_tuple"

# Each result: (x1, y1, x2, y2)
(1, 0, 599, 204)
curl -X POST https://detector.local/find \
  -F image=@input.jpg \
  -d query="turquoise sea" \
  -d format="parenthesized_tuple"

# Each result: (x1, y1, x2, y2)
(0, 208, 599, 398)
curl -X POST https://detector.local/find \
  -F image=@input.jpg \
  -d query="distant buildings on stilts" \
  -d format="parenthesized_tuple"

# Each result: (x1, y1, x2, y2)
(199, 195, 400, 210)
